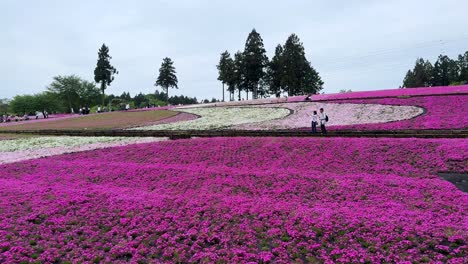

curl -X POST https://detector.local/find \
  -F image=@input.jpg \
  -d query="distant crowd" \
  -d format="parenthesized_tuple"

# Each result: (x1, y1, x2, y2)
(0, 111, 49, 123)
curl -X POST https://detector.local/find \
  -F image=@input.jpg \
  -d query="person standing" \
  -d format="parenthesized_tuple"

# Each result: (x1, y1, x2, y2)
(319, 108, 328, 134)
(311, 111, 319, 134)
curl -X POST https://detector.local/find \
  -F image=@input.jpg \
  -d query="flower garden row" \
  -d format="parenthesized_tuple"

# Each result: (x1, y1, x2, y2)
(0, 137, 466, 263)
(132, 94, 466, 131)
(1, 87, 466, 132)
(0, 136, 166, 164)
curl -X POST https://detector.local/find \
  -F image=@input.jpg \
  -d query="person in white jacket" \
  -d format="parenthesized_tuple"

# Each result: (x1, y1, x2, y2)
(311, 110, 319, 134)
(319, 108, 327, 134)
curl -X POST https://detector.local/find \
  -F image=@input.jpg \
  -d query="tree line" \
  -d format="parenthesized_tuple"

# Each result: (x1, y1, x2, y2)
(2, 43, 199, 116)
(217, 29, 323, 101)
(402, 51, 468, 88)
(4, 75, 197, 116)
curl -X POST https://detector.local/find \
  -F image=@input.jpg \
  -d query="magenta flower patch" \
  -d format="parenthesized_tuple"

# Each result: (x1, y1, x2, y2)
(0, 137, 466, 263)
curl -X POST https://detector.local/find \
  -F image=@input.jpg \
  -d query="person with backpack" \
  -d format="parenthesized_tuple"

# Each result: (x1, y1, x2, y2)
(311, 110, 319, 134)
(319, 108, 328, 134)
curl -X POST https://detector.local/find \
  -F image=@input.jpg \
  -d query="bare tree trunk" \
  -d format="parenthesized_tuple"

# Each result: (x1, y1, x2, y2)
(222, 83, 225, 102)
(246, 90, 249, 100)
(166, 87, 169, 104)
(254, 82, 257, 99)
(101, 82, 106, 110)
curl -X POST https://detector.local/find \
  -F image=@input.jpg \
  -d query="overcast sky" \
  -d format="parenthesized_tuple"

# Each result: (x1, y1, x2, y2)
(1, 0, 467, 100)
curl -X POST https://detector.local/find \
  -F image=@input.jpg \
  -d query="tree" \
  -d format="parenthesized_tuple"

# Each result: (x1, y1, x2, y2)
(0, 98, 9, 114)
(133, 92, 149, 108)
(243, 29, 268, 99)
(281, 34, 323, 96)
(94, 44, 118, 107)
(9, 95, 35, 115)
(217, 51, 232, 102)
(267, 45, 285, 97)
(120, 92, 132, 102)
(303, 62, 324, 94)
(339, 89, 352, 93)
(431, 55, 459, 86)
(9, 93, 62, 116)
(402, 58, 433, 88)
(458, 51, 468, 84)
(155, 57, 178, 103)
(402, 70, 416, 88)
(221, 55, 236, 101)
(47, 75, 82, 113)
(233, 51, 246, 101)
(78, 80, 101, 107)
(33, 92, 63, 116)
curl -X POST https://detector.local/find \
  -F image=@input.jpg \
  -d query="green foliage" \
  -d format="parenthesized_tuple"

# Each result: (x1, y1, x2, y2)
(133, 93, 148, 108)
(458, 51, 468, 83)
(267, 45, 285, 97)
(47, 75, 100, 113)
(220, 32, 323, 99)
(233, 51, 246, 101)
(144, 94, 167, 107)
(94, 44, 118, 105)
(168, 95, 198, 105)
(431, 55, 459, 86)
(402, 51, 467, 87)
(155, 57, 178, 102)
(243, 29, 268, 99)
(281, 34, 323, 96)
(79, 80, 102, 107)
(217, 51, 234, 101)
(339, 89, 352, 93)
(9, 95, 34, 115)
(0, 98, 9, 114)
(9, 92, 62, 115)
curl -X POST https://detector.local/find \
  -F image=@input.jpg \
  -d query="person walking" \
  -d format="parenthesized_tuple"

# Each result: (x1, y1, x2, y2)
(311, 110, 319, 134)
(319, 108, 328, 134)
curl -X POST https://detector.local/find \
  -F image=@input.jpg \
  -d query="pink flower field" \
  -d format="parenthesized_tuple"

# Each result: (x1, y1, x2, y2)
(1, 137, 467, 263)
(328, 94, 468, 130)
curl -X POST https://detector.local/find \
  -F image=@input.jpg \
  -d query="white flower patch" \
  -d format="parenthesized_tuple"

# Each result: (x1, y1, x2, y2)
(0, 136, 119, 152)
(234, 102, 424, 130)
(132, 107, 291, 130)
(0, 136, 167, 164)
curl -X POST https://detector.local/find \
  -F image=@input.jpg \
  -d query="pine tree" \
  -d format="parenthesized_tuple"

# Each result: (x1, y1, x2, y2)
(217, 51, 232, 102)
(233, 51, 245, 101)
(303, 63, 324, 94)
(457, 51, 468, 84)
(267, 45, 285, 97)
(281, 34, 323, 96)
(243, 29, 268, 99)
(224, 57, 236, 101)
(402, 58, 433, 88)
(94, 44, 118, 107)
(431, 55, 459, 86)
(402, 70, 416, 88)
(155, 57, 178, 103)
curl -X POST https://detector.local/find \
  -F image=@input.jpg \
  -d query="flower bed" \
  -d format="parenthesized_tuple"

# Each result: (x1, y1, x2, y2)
(170, 95, 466, 131)
(309, 84, 468, 101)
(0, 136, 166, 164)
(235, 102, 423, 130)
(133, 107, 291, 130)
(327, 94, 468, 130)
(175, 85, 467, 109)
(1, 137, 466, 263)
(0, 110, 178, 131)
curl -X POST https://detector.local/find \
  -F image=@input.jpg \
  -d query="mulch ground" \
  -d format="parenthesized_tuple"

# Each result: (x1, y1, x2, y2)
(0, 110, 178, 131)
